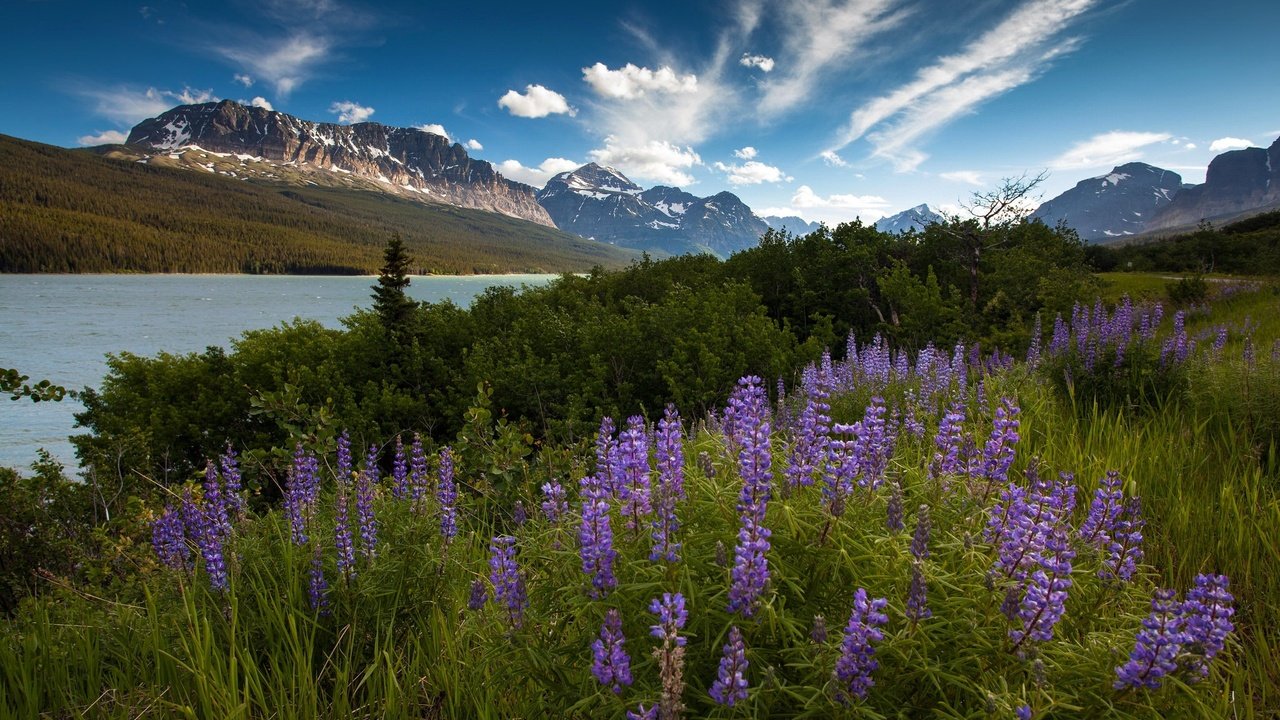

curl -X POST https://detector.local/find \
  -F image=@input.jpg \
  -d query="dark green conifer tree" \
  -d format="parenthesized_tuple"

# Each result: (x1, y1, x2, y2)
(372, 234, 417, 337)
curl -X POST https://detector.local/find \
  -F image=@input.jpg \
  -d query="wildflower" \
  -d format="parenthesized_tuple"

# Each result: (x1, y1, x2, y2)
(709, 626, 749, 707)
(219, 444, 245, 519)
(906, 561, 931, 622)
(626, 704, 658, 720)
(651, 406, 684, 562)
(513, 500, 528, 526)
(1101, 498, 1144, 582)
(786, 363, 832, 489)
(730, 376, 772, 522)
(833, 588, 889, 703)
(334, 471, 356, 580)
(540, 480, 568, 523)
(467, 578, 488, 610)
(437, 447, 457, 541)
(649, 592, 687, 720)
(910, 504, 931, 560)
(727, 514, 771, 617)
(591, 608, 632, 694)
(1182, 574, 1234, 678)
(285, 443, 319, 545)
(595, 416, 617, 494)
(308, 544, 329, 615)
(810, 614, 828, 644)
(579, 473, 617, 597)
(885, 481, 904, 533)
(356, 445, 379, 559)
(409, 433, 429, 505)
(1115, 588, 1185, 690)
(1011, 527, 1074, 650)
(929, 399, 966, 479)
(618, 415, 653, 531)
(488, 535, 527, 628)
(151, 505, 189, 571)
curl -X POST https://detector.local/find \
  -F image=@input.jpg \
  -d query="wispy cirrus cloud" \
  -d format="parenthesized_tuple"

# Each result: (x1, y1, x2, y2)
(80, 85, 216, 125)
(832, 0, 1101, 171)
(1048, 130, 1172, 170)
(217, 34, 331, 97)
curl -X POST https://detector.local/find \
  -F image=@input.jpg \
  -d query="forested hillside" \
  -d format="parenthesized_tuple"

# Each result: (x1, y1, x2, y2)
(0, 135, 635, 274)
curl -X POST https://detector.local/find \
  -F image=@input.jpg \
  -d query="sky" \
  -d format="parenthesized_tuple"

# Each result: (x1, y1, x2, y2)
(3, 0, 1279, 224)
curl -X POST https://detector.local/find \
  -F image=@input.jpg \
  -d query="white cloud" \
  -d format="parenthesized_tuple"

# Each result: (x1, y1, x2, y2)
(758, 0, 912, 115)
(739, 53, 775, 72)
(329, 100, 374, 124)
(834, 0, 1099, 169)
(76, 130, 128, 146)
(217, 33, 331, 97)
(713, 160, 785, 185)
(1184, 143, 1197, 150)
(250, 96, 274, 111)
(588, 137, 702, 186)
(465, 139, 483, 151)
(820, 150, 848, 167)
(234, 73, 254, 87)
(582, 62, 698, 100)
(498, 84, 576, 118)
(1048, 130, 1172, 170)
(758, 184, 892, 224)
(81, 85, 217, 125)
(940, 170, 984, 185)
(734, 146, 758, 159)
(1209, 137, 1253, 153)
(496, 157, 582, 187)
(414, 123, 450, 141)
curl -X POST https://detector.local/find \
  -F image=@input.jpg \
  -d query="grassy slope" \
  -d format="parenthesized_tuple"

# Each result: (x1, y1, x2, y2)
(0, 134, 636, 274)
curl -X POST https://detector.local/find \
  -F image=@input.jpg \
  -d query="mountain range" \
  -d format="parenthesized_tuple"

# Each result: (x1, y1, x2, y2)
(43, 101, 1280, 256)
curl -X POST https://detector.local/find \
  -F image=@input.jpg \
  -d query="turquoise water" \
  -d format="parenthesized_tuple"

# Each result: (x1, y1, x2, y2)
(0, 274, 556, 471)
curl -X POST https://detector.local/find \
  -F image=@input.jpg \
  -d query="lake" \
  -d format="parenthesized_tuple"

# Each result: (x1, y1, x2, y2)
(0, 274, 558, 471)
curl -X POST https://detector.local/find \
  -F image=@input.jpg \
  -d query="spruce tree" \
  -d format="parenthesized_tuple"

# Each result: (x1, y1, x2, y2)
(372, 234, 416, 336)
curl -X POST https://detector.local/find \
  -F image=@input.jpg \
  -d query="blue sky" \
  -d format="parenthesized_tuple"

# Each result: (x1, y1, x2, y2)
(4, 0, 1278, 223)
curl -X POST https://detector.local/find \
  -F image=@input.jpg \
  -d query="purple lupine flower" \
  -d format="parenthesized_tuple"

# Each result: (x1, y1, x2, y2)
(885, 481, 904, 533)
(513, 500, 528, 526)
(219, 444, 245, 519)
(203, 460, 232, 539)
(336, 431, 353, 483)
(1026, 314, 1043, 367)
(727, 515, 771, 617)
(833, 588, 889, 703)
(1015, 704, 1032, 720)
(1010, 526, 1074, 650)
(1079, 471, 1124, 547)
(409, 433, 429, 505)
(810, 614, 828, 644)
(591, 608, 633, 694)
(617, 415, 653, 531)
(152, 505, 189, 571)
(356, 445, 379, 559)
(540, 480, 568, 523)
(988, 468, 1077, 583)
(285, 443, 318, 545)
(1182, 574, 1234, 677)
(730, 376, 772, 523)
(649, 592, 688, 720)
(308, 544, 329, 615)
(910, 505, 931, 560)
(1115, 588, 1186, 690)
(1244, 336, 1256, 366)
(1101, 497, 1144, 582)
(651, 405, 684, 562)
(488, 535, 527, 628)
(929, 399, 966, 480)
(183, 490, 228, 592)
(596, 416, 617, 494)
(901, 392, 926, 439)
(709, 626, 749, 707)
(1160, 311, 1190, 365)
(1049, 314, 1069, 356)
(626, 705, 658, 720)
(437, 447, 457, 541)
(467, 578, 488, 610)
(853, 397, 890, 490)
(1212, 326, 1228, 355)
(905, 561, 931, 622)
(579, 473, 617, 597)
(334, 472, 356, 580)
(391, 435, 409, 499)
(978, 399, 1020, 497)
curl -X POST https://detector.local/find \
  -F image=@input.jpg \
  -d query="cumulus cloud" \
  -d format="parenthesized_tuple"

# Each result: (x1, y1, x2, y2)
(588, 137, 702, 186)
(329, 100, 374, 124)
(496, 157, 582, 187)
(81, 85, 217, 124)
(1209, 137, 1253, 153)
(217, 33, 332, 97)
(250, 96, 274, 111)
(833, 0, 1100, 170)
(1184, 143, 1197, 150)
(739, 53, 775, 72)
(582, 62, 698, 99)
(498, 84, 576, 118)
(76, 130, 128, 146)
(713, 160, 786, 185)
(465, 139, 483, 151)
(234, 73, 254, 87)
(734, 146, 758, 159)
(758, 185, 892, 224)
(940, 170, 984, 185)
(1048, 130, 1172, 170)
(820, 150, 849, 167)
(414, 123, 450, 140)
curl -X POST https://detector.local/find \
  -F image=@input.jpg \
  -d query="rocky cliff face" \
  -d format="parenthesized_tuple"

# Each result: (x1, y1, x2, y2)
(535, 164, 769, 257)
(1145, 138, 1280, 231)
(126, 100, 555, 227)
(761, 215, 822, 236)
(1032, 162, 1184, 241)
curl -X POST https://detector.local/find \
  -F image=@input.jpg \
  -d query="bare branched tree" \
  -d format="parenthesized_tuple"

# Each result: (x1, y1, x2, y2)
(945, 170, 1049, 310)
